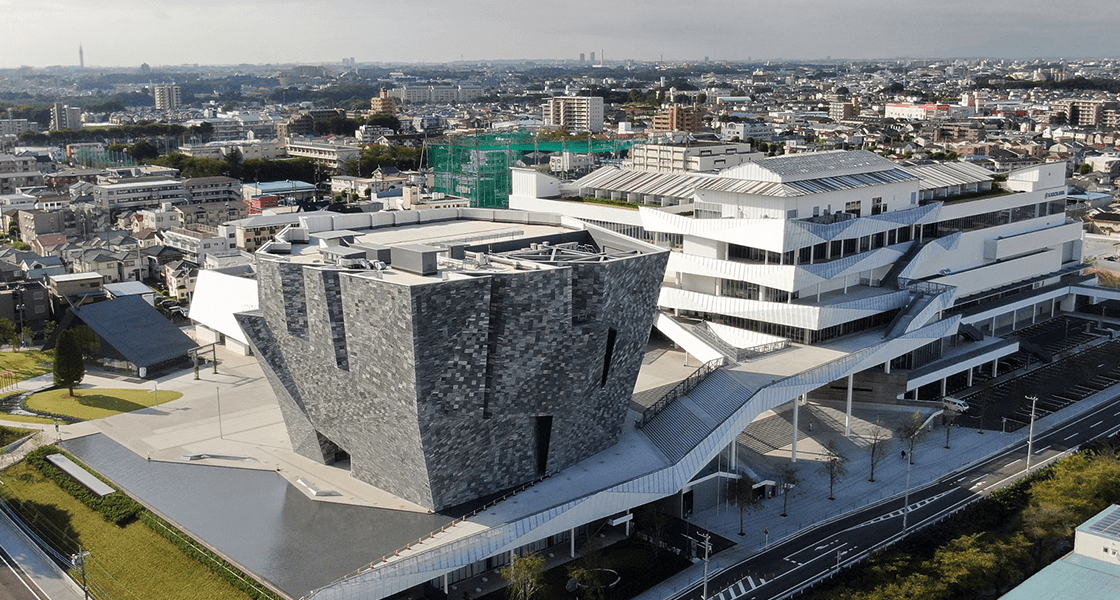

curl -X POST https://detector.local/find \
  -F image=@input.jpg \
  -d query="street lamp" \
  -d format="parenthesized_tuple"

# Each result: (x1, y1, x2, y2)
(1026, 395, 1038, 472)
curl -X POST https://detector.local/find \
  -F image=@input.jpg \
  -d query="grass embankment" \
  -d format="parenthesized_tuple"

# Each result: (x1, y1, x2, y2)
(26, 388, 183, 420)
(0, 350, 52, 381)
(801, 441, 1120, 600)
(4, 445, 285, 599)
(0, 425, 35, 446)
(0, 460, 253, 600)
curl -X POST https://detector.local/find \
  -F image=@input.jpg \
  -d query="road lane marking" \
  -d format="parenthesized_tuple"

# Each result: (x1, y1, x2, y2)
(971, 475, 985, 483)
(1035, 445, 1051, 454)
(1092, 420, 1104, 428)
(1065, 433, 1079, 441)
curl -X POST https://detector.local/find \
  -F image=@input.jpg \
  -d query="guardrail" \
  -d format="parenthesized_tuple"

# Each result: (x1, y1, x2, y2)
(637, 357, 725, 429)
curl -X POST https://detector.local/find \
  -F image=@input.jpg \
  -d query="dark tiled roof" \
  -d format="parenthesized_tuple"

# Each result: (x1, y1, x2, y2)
(72, 297, 197, 368)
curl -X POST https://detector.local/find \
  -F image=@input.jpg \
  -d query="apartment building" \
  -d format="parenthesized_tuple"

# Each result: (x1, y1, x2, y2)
(284, 139, 361, 170)
(651, 105, 704, 132)
(50, 103, 82, 131)
(369, 90, 398, 115)
(184, 176, 242, 204)
(153, 85, 182, 111)
(627, 141, 761, 173)
(88, 179, 187, 211)
(0, 154, 43, 194)
(162, 226, 233, 262)
(541, 96, 604, 133)
(387, 85, 484, 104)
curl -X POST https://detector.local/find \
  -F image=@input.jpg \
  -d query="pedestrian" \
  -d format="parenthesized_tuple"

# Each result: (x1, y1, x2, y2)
(54, 419, 60, 442)
(808, 420, 813, 432)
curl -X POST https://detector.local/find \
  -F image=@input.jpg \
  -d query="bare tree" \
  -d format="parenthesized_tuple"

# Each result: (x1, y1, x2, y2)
(776, 463, 801, 517)
(866, 422, 890, 482)
(818, 440, 849, 500)
(726, 473, 761, 536)
(895, 411, 925, 465)
(944, 409, 959, 449)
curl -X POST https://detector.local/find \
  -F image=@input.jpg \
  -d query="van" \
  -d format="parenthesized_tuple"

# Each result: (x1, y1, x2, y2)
(943, 397, 969, 413)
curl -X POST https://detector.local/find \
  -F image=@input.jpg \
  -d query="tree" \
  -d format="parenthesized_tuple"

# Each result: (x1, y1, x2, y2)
(944, 408, 960, 449)
(500, 553, 545, 600)
(0, 319, 15, 348)
(896, 411, 926, 465)
(53, 329, 85, 396)
(43, 320, 56, 339)
(129, 139, 159, 161)
(1079, 162, 1093, 175)
(866, 422, 890, 482)
(776, 463, 801, 517)
(727, 473, 761, 536)
(818, 440, 849, 500)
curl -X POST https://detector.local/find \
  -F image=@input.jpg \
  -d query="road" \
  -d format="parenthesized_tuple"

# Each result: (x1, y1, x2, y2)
(677, 390, 1120, 600)
(0, 546, 52, 600)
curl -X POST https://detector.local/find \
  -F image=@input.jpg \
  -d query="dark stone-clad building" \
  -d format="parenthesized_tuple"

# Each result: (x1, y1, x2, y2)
(237, 226, 668, 510)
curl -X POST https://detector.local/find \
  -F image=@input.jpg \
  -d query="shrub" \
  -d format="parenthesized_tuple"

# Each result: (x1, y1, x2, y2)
(24, 445, 142, 525)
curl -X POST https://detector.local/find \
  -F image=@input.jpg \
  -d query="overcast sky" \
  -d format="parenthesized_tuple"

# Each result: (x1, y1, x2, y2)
(5, 0, 1119, 69)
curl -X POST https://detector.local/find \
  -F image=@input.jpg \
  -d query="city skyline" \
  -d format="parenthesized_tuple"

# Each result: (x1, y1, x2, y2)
(6, 0, 1120, 69)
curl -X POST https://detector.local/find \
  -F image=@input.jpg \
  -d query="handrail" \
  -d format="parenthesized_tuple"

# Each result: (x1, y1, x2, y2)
(310, 469, 558, 595)
(690, 322, 738, 360)
(637, 357, 725, 429)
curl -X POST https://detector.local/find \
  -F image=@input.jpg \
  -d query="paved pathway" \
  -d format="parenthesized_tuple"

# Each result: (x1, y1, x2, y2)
(634, 382, 1120, 600)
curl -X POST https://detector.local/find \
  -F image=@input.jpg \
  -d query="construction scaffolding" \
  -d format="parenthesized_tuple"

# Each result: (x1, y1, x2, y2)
(429, 131, 632, 208)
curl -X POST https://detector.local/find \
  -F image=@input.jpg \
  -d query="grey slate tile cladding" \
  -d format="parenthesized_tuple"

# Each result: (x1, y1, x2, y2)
(237, 248, 668, 511)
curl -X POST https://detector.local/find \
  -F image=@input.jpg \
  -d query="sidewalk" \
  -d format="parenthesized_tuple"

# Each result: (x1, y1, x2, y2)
(0, 432, 86, 600)
(632, 381, 1120, 600)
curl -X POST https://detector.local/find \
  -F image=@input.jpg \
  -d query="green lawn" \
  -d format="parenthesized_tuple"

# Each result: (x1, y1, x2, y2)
(0, 425, 35, 446)
(0, 350, 52, 381)
(0, 462, 252, 600)
(26, 388, 183, 420)
(0, 413, 55, 425)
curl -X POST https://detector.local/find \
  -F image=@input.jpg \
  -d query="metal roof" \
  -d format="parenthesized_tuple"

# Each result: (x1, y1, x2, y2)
(573, 165, 916, 199)
(749, 149, 898, 179)
(900, 162, 995, 191)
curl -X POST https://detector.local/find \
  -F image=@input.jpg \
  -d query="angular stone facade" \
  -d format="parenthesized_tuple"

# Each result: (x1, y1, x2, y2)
(237, 235, 667, 511)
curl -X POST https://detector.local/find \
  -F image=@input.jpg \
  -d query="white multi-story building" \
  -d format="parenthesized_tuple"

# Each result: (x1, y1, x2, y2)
(88, 179, 187, 210)
(162, 226, 233, 262)
(387, 85, 484, 104)
(512, 150, 1091, 380)
(154, 85, 182, 111)
(284, 139, 361, 170)
(627, 141, 762, 173)
(541, 96, 604, 133)
(50, 103, 82, 131)
(184, 176, 242, 204)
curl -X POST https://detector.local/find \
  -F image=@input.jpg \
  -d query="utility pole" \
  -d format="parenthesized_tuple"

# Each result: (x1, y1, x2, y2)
(1026, 395, 1038, 472)
(216, 386, 223, 439)
(682, 532, 712, 600)
(71, 546, 90, 600)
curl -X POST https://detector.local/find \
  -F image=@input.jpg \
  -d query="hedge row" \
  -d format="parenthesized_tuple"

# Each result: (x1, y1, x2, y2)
(137, 511, 284, 600)
(25, 444, 283, 599)
(25, 445, 142, 525)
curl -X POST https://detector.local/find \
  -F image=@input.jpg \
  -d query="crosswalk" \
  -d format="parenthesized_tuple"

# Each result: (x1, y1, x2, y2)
(858, 489, 952, 527)
(711, 574, 767, 600)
